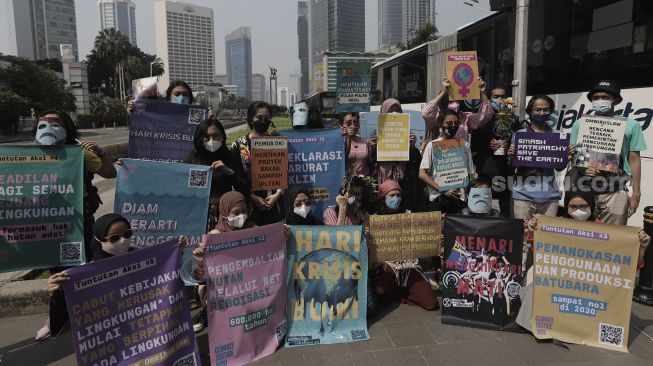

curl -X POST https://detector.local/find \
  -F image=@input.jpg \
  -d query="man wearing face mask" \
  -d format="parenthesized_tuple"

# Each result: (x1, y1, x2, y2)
(569, 80, 647, 225)
(461, 178, 501, 217)
(185, 118, 250, 231)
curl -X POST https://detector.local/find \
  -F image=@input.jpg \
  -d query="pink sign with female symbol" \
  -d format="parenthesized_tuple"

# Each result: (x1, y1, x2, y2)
(446, 51, 480, 101)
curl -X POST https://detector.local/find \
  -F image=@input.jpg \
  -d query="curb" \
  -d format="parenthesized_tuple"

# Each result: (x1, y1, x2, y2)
(0, 279, 49, 318)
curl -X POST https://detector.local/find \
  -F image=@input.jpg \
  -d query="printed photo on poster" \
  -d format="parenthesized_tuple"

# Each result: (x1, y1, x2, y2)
(572, 116, 627, 172)
(336, 61, 372, 113)
(131, 76, 158, 99)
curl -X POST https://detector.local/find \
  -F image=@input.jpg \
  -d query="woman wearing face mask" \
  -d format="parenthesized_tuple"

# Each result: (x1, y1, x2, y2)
(36, 214, 135, 340)
(127, 80, 195, 113)
(185, 118, 250, 230)
(371, 180, 440, 310)
(418, 109, 476, 214)
(286, 187, 323, 225)
(323, 176, 371, 236)
(230, 101, 284, 226)
(507, 95, 575, 222)
(369, 98, 423, 212)
(341, 112, 371, 176)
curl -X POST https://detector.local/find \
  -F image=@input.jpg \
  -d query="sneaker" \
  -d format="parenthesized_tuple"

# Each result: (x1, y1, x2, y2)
(35, 321, 51, 341)
(192, 308, 208, 333)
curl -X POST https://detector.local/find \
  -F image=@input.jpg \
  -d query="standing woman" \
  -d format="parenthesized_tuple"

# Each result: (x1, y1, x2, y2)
(341, 112, 371, 176)
(128, 80, 195, 112)
(230, 101, 284, 226)
(185, 118, 250, 231)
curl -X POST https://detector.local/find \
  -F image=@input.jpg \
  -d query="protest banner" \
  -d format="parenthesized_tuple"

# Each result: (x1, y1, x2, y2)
(531, 216, 639, 352)
(129, 98, 207, 162)
(63, 239, 201, 366)
(131, 76, 158, 99)
(285, 225, 370, 346)
(377, 113, 410, 161)
(445, 51, 480, 100)
(513, 131, 570, 169)
(114, 159, 211, 256)
(572, 115, 627, 172)
(0, 146, 85, 271)
(432, 139, 470, 191)
(204, 223, 287, 366)
(360, 110, 427, 148)
(442, 215, 524, 330)
(250, 136, 288, 191)
(280, 129, 345, 215)
(336, 61, 372, 113)
(369, 212, 442, 262)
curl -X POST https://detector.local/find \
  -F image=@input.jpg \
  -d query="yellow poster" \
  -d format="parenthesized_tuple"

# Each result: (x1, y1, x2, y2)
(445, 51, 480, 101)
(531, 216, 640, 352)
(377, 113, 410, 161)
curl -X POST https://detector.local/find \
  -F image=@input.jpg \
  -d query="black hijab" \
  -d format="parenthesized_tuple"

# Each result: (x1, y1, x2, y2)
(189, 118, 232, 166)
(90, 213, 132, 261)
(563, 190, 596, 221)
(285, 187, 322, 225)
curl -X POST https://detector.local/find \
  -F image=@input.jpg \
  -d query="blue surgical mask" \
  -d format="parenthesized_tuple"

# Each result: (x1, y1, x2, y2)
(530, 113, 551, 126)
(385, 196, 402, 210)
(171, 95, 190, 105)
(491, 98, 505, 110)
(591, 100, 613, 115)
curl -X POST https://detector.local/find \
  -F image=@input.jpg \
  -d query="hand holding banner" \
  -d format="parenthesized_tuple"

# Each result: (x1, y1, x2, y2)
(513, 131, 570, 169)
(250, 136, 288, 191)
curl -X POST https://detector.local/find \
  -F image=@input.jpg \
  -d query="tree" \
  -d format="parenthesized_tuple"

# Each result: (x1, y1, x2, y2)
(35, 58, 63, 73)
(0, 90, 30, 134)
(399, 22, 440, 51)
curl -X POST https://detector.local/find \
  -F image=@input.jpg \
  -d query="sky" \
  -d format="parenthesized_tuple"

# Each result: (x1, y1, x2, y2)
(0, 0, 492, 87)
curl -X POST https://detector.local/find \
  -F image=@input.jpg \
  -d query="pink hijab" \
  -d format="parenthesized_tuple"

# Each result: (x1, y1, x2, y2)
(381, 98, 401, 114)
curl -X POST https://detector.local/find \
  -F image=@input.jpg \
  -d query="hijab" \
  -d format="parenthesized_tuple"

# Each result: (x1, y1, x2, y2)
(90, 213, 132, 261)
(286, 186, 322, 225)
(216, 191, 254, 232)
(563, 190, 596, 221)
(381, 98, 401, 114)
(190, 119, 232, 166)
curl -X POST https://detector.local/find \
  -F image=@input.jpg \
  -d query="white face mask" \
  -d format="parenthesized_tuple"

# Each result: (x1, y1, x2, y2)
(568, 208, 591, 221)
(294, 204, 310, 218)
(100, 237, 131, 256)
(204, 138, 222, 153)
(227, 213, 247, 229)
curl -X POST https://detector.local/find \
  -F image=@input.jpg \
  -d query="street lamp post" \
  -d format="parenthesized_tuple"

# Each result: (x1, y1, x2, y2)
(512, 0, 529, 120)
(150, 61, 156, 77)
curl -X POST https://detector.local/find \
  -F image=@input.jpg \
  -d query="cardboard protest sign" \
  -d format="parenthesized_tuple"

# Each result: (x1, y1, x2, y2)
(531, 216, 639, 352)
(513, 131, 570, 169)
(377, 113, 410, 161)
(280, 129, 345, 215)
(204, 223, 288, 366)
(432, 139, 470, 191)
(442, 215, 524, 330)
(129, 98, 207, 162)
(0, 146, 85, 271)
(131, 76, 158, 99)
(572, 116, 627, 172)
(336, 61, 372, 113)
(63, 240, 201, 366)
(286, 226, 370, 346)
(360, 110, 427, 148)
(369, 212, 442, 262)
(250, 136, 288, 191)
(446, 51, 480, 100)
(114, 159, 211, 258)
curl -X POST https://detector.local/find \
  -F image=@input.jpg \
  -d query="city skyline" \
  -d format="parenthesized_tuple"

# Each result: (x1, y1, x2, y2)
(225, 26, 253, 99)
(99, 0, 137, 46)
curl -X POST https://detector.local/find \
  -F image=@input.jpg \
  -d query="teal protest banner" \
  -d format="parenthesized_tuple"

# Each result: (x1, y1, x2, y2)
(0, 146, 85, 271)
(336, 61, 372, 113)
(285, 225, 370, 347)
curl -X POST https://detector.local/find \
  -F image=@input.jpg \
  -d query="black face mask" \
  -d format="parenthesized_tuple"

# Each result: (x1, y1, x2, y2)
(444, 123, 460, 137)
(253, 119, 271, 134)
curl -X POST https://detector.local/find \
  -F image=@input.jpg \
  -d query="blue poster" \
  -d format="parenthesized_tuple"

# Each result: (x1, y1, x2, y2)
(129, 99, 207, 162)
(336, 61, 371, 113)
(285, 225, 370, 347)
(360, 110, 427, 147)
(114, 159, 211, 258)
(279, 129, 345, 216)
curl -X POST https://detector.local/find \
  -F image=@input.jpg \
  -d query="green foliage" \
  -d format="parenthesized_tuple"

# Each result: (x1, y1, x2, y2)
(75, 113, 98, 129)
(399, 22, 440, 51)
(0, 90, 30, 134)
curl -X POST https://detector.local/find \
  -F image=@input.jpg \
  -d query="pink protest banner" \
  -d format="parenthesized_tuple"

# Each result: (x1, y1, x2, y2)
(204, 222, 288, 366)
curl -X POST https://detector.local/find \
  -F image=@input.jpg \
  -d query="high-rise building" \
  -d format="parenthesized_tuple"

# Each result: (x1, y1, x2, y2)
(308, 0, 365, 94)
(98, 0, 137, 46)
(225, 27, 253, 100)
(288, 70, 302, 101)
(154, 0, 214, 91)
(7, 0, 79, 61)
(402, 0, 437, 44)
(277, 87, 290, 107)
(297, 1, 309, 99)
(214, 74, 228, 86)
(378, 0, 403, 49)
(252, 73, 266, 102)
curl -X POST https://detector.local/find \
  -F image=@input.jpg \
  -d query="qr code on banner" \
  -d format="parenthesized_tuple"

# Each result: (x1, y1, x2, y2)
(173, 353, 197, 366)
(275, 320, 288, 346)
(188, 108, 206, 125)
(351, 329, 367, 341)
(188, 169, 209, 188)
(60, 242, 82, 262)
(599, 323, 624, 347)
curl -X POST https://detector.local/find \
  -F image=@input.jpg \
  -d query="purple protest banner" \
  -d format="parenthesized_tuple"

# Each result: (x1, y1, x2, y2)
(513, 131, 570, 169)
(63, 240, 201, 366)
(204, 222, 288, 366)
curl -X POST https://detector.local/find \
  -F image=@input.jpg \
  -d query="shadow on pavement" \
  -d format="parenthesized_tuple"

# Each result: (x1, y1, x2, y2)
(0, 330, 75, 365)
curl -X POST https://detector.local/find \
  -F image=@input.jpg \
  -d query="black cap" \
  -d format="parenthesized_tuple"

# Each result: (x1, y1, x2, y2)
(587, 80, 622, 104)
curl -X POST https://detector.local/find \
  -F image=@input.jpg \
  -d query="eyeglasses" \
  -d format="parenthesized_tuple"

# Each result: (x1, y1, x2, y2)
(105, 229, 133, 243)
(568, 204, 590, 211)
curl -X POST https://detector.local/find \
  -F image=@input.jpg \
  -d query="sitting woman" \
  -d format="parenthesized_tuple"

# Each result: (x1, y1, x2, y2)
(286, 187, 323, 225)
(372, 180, 439, 310)
(323, 176, 371, 236)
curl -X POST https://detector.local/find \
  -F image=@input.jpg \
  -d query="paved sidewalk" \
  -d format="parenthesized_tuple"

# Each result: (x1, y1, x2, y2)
(1, 300, 652, 366)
